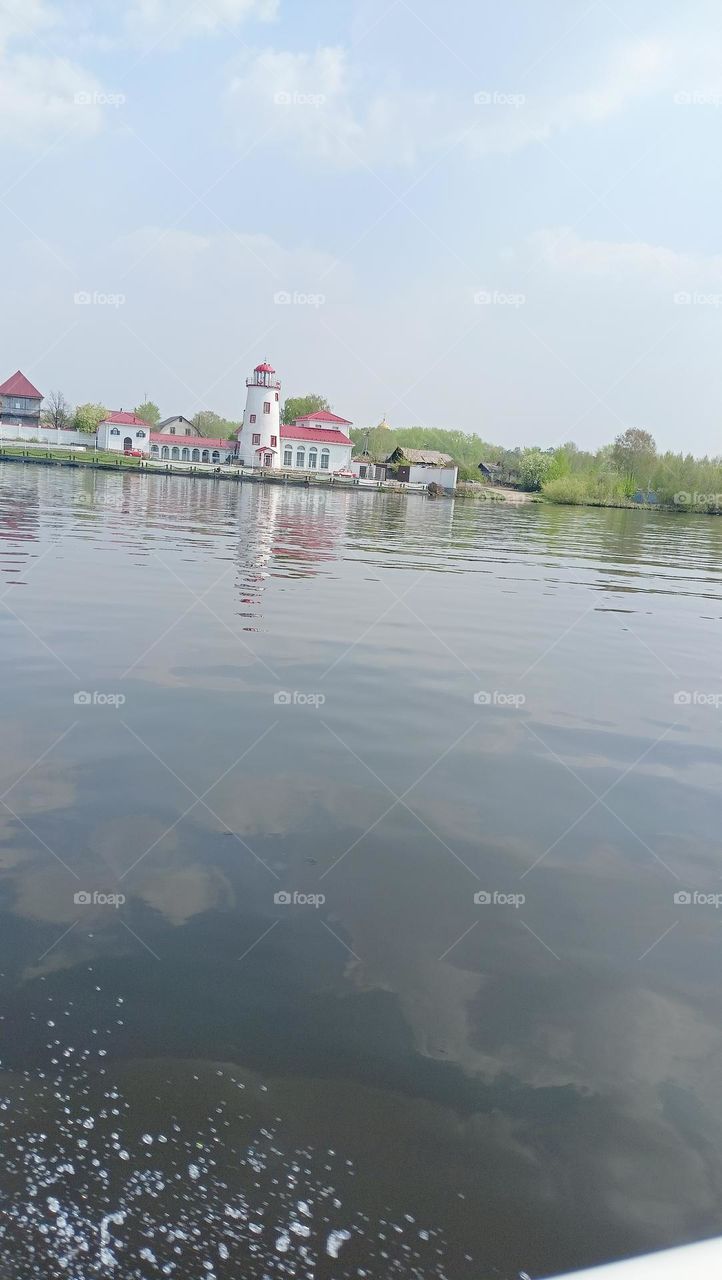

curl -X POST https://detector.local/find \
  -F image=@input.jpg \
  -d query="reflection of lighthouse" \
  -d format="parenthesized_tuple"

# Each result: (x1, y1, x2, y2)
(236, 485, 282, 625)
(237, 363, 282, 469)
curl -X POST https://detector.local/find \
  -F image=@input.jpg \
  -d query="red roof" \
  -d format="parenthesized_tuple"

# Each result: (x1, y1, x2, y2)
(254, 362, 275, 374)
(0, 370, 42, 399)
(294, 410, 352, 426)
(281, 424, 352, 446)
(150, 434, 234, 450)
(104, 411, 151, 426)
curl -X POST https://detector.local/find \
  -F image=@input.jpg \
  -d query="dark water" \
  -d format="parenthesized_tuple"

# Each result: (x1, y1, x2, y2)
(2, 462, 722, 1279)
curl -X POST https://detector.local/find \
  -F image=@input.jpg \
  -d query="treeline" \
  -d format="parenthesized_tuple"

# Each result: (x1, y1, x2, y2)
(350, 422, 722, 511)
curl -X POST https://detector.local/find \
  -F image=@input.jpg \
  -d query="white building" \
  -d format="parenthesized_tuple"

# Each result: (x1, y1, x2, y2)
(96, 411, 152, 454)
(236, 363, 353, 473)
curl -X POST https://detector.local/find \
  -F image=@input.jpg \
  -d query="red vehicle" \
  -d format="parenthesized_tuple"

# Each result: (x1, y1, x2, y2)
(124, 449, 144, 457)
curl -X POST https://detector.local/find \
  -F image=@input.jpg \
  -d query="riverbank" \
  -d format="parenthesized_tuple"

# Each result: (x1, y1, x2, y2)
(0, 445, 432, 495)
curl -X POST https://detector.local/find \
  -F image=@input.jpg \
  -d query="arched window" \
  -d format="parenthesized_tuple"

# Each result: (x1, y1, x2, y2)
(150, 444, 159, 456)
(296, 449, 305, 468)
(211, 451, 220, 464)
(171, 446, 180, 460)
(135, 430, 146, 439)
(201, 449, 209, 463)
(191, 448, 200, 462)
(283, 448, 292, 466)
(308, 448, 317, 469)
(320, 449, 330, 469)
(181, 447, 190, 461)
(110, 427, 120, 436)
(161, 446, 169, 460)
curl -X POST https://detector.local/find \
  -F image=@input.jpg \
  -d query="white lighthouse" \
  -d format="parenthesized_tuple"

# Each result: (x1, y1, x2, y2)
(237, 362, 282, 468)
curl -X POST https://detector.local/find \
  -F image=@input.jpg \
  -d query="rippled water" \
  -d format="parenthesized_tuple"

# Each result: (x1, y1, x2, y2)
(2, 462, 722, 1278)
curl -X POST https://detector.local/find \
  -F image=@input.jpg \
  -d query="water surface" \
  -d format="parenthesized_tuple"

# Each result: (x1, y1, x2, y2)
(2, 463, 722, 1278)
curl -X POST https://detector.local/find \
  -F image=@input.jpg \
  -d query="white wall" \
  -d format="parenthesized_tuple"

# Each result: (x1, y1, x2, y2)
(280, 437, 352, 472)
(96, 423, 151, 454)
(408, 463, 458, 488)
(0, 423, 90, 447)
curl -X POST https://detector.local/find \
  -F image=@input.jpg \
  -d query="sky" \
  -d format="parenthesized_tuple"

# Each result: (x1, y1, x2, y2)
(2, 0, 722, 453)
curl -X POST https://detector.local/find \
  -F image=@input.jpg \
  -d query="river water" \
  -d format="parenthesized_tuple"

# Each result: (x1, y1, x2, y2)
(1, 462, 722, 1279)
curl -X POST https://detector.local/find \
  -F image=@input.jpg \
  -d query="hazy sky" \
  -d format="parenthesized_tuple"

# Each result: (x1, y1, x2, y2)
(2, 0, 722, 452)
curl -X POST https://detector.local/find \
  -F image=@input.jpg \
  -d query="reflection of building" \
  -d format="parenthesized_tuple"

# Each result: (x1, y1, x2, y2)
(0, 370, 42, 429)
(236, 363, 353, 473)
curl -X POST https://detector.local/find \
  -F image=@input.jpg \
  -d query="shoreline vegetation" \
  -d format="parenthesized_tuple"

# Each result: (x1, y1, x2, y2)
(354, 422, 722, 515)
(3, 430, 722, 516)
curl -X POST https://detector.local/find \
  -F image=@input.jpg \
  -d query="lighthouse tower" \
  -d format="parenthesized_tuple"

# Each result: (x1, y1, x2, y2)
(237, 362, 282, 469)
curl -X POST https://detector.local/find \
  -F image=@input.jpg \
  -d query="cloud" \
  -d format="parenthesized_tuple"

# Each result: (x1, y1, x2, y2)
(227, 46, 442, 168)
(0, 0, 105, 144)
(125, 0, 278, 43)
(528, 227, 722, 284)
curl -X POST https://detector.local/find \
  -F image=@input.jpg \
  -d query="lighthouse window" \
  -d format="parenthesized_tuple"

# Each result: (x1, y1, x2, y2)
(275, 392, 279, 401)
(263, 401, 271, 414)
(249, 414, 256, 423)
(252, 433, 260, 445)
(270, 435, 277, 447)
(320, 449, 330, 469)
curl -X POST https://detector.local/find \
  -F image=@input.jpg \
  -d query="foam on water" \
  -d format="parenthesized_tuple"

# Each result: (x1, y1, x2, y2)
(0, 988, 466, 1277)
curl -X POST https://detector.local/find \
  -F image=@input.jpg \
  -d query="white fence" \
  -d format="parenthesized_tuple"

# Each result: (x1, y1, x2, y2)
(0, 424, 90, 447)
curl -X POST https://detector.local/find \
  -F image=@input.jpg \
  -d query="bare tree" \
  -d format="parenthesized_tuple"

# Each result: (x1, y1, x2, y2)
(42, 390, 72, 430)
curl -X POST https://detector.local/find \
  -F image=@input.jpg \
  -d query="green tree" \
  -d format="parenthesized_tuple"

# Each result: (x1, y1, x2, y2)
(282, 394, 330, 425)
(612, 428, 656, 482)
(74, 403, 107, 433)
(134, 400, 160, 426)
(191, 410, 239, 438)
(518, 448, 555, 491)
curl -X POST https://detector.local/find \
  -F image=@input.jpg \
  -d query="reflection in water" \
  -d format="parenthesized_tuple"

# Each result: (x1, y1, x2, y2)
(2, 463, 722, 1278)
